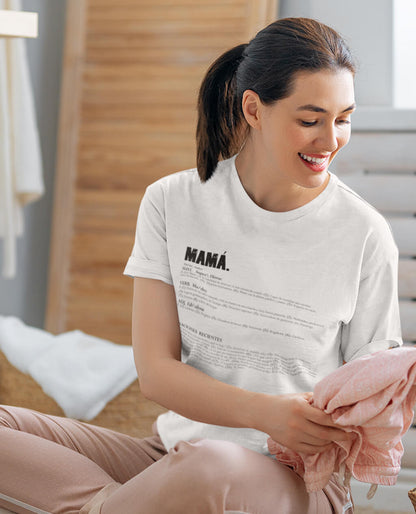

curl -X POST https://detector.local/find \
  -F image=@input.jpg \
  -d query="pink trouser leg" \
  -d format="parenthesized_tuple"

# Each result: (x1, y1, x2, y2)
(100, 438, 334, 514)
(0, 405, 350, 514)
(0, 405, 166, 514)
(0, 425, 114, 514)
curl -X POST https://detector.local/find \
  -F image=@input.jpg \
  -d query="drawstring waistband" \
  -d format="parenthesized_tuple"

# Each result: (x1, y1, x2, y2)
(366, 483, 378, 499)
(337, 462, 378, 500)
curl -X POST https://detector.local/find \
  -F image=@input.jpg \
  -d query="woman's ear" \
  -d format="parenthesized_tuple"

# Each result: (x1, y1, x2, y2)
(241, 90, 262, 130)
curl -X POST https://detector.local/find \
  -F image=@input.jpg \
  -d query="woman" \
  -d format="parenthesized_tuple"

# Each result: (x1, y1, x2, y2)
(0, 17, 402, 514)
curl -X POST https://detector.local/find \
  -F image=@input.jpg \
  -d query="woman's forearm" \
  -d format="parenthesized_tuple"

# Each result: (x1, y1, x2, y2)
(139, 356, 352, 455)
(139, 357, 265, 431)
(133, 277, 267, 432)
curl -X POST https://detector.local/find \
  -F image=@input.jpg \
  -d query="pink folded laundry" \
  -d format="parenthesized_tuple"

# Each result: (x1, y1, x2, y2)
(267, 347, 416, 495)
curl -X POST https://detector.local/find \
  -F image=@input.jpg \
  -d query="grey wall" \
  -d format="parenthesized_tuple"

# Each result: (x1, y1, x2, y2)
(0, 0, 66, 327)
(279, 0, 394, 107)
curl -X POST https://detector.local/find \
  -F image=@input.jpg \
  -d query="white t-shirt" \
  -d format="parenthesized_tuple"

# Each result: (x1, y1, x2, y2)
(124, 155, 403, 455)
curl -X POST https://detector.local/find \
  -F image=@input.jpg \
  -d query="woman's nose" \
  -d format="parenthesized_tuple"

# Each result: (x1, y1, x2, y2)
(316, 125, 338, 153)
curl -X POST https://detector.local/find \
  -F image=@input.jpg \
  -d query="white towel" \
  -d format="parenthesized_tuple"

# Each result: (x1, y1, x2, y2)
(29, 331, 138, 420)
(0, 315, 55, 372)
(0, 316, 138, 420)
(0, 0, 44, 278)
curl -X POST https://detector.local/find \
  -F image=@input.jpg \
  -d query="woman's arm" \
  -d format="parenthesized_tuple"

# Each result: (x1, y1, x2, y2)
(132, 277, 351, 454)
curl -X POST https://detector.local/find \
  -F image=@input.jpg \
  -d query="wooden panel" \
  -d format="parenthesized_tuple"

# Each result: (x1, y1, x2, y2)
(46, 0, 278, 340)
(339, 174, 416, 213)
(72, 190, 140, 234)
(400, 300, 416, 342)
(46, 0, 87, 334)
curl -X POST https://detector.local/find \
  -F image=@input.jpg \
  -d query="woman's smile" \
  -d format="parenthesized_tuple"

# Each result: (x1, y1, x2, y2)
(298, 152, 331, 172)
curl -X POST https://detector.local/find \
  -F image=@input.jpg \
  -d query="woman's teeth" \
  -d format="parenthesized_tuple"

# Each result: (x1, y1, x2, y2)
(299, 153, 327, 164)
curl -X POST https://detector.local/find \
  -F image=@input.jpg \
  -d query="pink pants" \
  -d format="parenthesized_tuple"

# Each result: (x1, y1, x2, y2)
(0, 405, 352, 514)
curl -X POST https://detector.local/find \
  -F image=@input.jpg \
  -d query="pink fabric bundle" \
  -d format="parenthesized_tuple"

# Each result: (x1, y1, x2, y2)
(267, 347, 416, 493)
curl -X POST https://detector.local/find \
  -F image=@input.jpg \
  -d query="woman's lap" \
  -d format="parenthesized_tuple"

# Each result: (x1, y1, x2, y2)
(100, 438, 333, 514)
(0, 405, 350, 514)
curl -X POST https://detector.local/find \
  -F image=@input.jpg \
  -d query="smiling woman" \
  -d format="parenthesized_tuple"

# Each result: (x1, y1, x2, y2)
(196, 18, 357, 213)
(0, 16, 403, 514)
(234, 69, 355, 211)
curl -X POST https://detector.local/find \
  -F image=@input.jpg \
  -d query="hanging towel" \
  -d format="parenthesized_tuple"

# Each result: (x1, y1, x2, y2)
(267, 347, 416, 495)
(0, 316, 138, 420)
(0, 0, 43, 278)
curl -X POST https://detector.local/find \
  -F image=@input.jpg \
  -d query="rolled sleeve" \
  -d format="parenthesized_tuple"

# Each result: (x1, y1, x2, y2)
(123, 183, 173, 285)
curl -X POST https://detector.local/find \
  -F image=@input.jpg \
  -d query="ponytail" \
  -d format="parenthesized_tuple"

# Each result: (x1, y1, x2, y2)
(196, 43, 248, 182)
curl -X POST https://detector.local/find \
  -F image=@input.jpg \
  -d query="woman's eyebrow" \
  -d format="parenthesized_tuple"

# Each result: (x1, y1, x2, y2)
(296, 103, 356, 113)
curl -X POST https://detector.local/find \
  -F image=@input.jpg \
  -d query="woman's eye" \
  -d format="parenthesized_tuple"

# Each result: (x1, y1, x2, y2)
(336, 118, 351, 125)
(300, 120, 317, 127)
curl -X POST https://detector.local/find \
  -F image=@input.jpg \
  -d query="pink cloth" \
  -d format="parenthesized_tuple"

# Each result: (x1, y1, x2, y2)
(267, 347, 416, 492)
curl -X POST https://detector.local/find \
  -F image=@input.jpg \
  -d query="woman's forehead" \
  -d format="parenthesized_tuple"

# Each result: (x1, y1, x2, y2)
(285, 69, 355, 111)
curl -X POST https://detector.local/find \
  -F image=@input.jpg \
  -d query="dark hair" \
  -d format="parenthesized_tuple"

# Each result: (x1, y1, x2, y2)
(196, 17, 356, 181)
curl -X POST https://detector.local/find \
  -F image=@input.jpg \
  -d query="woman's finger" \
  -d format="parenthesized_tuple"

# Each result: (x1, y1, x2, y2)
(298, 441, 335, 455)
(300, 417, 352, 444)
(303, 401, 345, 429)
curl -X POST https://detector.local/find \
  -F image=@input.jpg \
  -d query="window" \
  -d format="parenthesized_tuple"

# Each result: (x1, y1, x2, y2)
(393, 0, 416, 108)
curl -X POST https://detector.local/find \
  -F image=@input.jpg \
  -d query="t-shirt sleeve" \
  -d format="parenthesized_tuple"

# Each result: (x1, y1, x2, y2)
(341, 231, 403, 362)
(123, 182, 173, 285)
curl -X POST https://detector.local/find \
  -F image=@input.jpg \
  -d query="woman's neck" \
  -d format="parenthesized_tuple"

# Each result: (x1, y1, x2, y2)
(234, 143, 330, 213)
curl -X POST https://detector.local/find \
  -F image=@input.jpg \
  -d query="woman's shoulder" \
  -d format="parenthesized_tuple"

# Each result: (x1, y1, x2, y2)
(334, 175, 392, 229)
(145, 158, 233, 198)
(332, 174, 398, 259)
(146, 166, 198, 192)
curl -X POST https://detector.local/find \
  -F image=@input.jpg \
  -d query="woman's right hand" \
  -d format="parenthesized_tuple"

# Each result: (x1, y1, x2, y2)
(254, 392, 352, 455)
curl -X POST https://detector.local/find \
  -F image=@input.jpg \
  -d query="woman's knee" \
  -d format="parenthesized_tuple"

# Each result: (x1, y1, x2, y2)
(169, 439, 313, 512)
(170, 439, 263, 488)
(174, 439, 246, 467)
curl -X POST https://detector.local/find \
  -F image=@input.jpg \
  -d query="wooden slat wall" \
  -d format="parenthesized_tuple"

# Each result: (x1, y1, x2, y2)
(46, 0, 278, 343)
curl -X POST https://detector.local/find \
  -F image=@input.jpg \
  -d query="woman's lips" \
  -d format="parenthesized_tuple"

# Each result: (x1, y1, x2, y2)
(298, 153, 330, 172)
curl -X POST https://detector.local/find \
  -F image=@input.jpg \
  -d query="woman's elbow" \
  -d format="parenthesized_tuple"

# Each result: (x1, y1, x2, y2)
(137, 370, 159, 401)
(134, 355, 155, 400)
(133, 342, 180, 402)
(135, 359, 169, 402)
